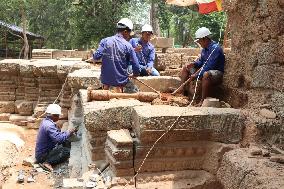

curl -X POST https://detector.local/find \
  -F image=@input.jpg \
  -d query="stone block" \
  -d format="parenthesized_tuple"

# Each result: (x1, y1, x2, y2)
(166, 48, 201, 56)
(110, 164, 135, 177)
(67, 68, 101, 93)
(107, 129, 133, 148)
(83, 99, 146, 132)
(15, 101, 34, 116)
(150, 37, 174, 48)
(62, 178, 84, 189)
(134, 141, 235, 174)
(0, 59, 21, 75)
(0, 113, 10, 121)
(217, 149, 284, 189)
(133, 106, 245, 144)
(105, 144, 133, 161)
(155, 53, 182, 71)
(106, 151, 133, 169)
(0, 101, 15, 113)
(160, 68, 181, 77)
(132, 76, 181, 93)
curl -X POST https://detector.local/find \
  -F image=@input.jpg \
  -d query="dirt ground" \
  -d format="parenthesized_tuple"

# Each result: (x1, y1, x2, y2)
(1, 128, 68, 189)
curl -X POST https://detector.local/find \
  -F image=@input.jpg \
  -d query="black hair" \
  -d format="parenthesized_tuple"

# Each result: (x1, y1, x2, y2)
(117, 28, 131, 33)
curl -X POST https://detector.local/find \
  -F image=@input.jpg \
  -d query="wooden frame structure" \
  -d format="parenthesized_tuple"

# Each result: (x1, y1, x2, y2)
(0, 20, 44, 59)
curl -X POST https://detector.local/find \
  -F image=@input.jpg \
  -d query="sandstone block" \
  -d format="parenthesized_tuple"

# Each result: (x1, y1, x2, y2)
(0, 101, 15, 113)
(15, 101, 34, 116)
(150, 37, 174, 48)
(83, 99, 146, 132)
(0, 113, 10, 121)
(0, 59, 21, 75)
(155, 53, 182, 71)
(166, 48, 201, 56)
(107, 129, 133, 148)
(132, 76, 181, 93)
(67, 68, 101, 93)
(217, 149, 284, 189)
(133, 106, 245, 144)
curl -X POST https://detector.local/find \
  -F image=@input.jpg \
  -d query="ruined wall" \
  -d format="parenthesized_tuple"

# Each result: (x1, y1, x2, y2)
(223, 0, 284, 144)
(223, 0, 284, 107)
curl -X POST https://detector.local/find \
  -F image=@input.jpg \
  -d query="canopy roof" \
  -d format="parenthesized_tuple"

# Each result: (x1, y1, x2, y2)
(0, 20, 44, 40)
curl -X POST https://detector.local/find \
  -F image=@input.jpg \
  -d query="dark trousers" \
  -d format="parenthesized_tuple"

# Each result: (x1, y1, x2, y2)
(36, 145, 70, 165)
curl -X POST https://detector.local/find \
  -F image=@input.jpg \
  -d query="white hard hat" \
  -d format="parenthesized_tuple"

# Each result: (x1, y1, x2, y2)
(117, 18, 133, 30)
(46, 104, 62, 115)
(194, 27, 212, 42)
(141, 24, 153, 33)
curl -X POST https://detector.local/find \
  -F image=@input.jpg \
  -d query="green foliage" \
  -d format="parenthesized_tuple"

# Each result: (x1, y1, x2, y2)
(0, 0, 227, 49)
(155, 2, 227, 47)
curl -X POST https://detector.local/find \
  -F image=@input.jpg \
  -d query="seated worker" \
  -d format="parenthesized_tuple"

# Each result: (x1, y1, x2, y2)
(129, 24, 160, 76)
(180, 27, 225, 105)
(93, 18, 140, 93)
(35, 104, 76, 171)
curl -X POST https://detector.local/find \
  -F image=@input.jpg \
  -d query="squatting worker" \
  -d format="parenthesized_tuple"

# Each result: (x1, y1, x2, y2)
(129, 24, 160, 76)
(35, 104, 76, 171)
(93, 18, 140, 93)
(180, 27, 225, 105)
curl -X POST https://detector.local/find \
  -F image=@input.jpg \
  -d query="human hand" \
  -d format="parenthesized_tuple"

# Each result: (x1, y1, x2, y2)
(146, 67, 152, 75)
(68, 127, 77, 135)
(134, 44, 142, 52)
(186, 63, 195, 70)
(128, 74, 138, 79)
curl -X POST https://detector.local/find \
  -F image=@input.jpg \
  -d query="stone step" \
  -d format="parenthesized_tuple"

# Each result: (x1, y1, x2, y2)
(133, 106, 245, 144)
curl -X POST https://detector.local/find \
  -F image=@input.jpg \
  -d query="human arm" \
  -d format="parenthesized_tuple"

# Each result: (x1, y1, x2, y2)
(93, 39, 105, 60)
(129, 47, 141, 76)
(46, 124, 72, 144)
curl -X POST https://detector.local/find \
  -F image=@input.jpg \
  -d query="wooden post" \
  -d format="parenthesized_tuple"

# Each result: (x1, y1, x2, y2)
(4, 31, 8, 58)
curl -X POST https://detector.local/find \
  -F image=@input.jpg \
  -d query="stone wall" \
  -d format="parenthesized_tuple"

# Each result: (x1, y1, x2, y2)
(0, 59, 90, 126)
(223, 0, 284, 144)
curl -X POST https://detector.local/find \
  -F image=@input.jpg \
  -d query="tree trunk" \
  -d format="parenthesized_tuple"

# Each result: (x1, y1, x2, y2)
(150, 0, 161, 36)
(21, 0, 29, 59)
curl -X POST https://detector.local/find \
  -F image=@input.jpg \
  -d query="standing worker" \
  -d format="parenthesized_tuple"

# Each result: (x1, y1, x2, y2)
(35, 104, 76, 171)
(93, 18, 140, 93)
(129, 24, 160, 76)
(180, 27, 225, 105)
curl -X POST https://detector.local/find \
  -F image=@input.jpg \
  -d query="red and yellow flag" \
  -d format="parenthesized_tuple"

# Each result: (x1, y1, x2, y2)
(196, 0, 222, 14)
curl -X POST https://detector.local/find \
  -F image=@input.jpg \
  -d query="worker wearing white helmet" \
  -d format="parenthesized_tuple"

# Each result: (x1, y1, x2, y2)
(93, 18, 140, 92)
(180, 27, 225, 106)
(129, 24, 160, 76)
(35, 104, 76, 171)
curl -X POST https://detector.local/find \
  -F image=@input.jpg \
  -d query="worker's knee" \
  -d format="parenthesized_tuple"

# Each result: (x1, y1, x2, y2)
(202, 72, 211, 80)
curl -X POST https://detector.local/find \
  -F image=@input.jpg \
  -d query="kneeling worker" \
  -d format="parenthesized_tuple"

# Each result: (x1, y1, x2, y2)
(35, 104, 76, 171)
(93, 18, 140, 93)
(129, 24, 160, 76)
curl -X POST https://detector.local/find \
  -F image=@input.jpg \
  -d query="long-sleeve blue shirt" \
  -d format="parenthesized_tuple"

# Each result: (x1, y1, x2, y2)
(35, 117, 70, 160)
(93, 34, 140, 86)
(129, 38, 155, 68)
(194, 41, 225, 78)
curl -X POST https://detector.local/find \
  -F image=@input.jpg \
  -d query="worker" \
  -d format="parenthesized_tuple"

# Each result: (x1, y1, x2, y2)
(129, 24, 160, 76)
(93, 18, 140, 93)
(35, 104, 76, 171)
(180, 27, 225, 105)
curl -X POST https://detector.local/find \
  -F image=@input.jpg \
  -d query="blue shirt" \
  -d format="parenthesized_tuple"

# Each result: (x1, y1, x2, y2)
(93, 34, 140, 86)
(194, 41, 225, 78)
(35, 117, 70, 159)
(129, 38, 155, 68)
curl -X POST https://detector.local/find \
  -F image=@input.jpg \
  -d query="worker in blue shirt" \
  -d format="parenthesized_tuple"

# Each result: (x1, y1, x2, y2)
(180, 27, 225, 105)
(35, 104, 76, 171)
(129, 24, 160, 76)
(93, 18, 140, 93)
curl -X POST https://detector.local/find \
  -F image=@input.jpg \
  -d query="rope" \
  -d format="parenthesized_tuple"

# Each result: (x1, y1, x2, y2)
(123, 14, 226, 188)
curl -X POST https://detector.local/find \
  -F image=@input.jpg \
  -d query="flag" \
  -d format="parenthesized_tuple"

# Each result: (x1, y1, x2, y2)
(166, 0, 197, 7)
(196, 0, 222, 14)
